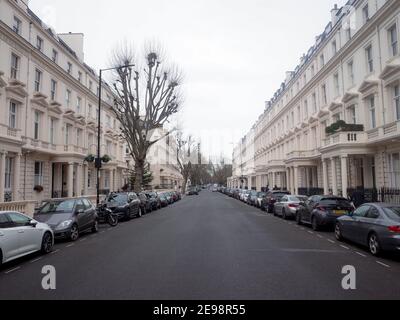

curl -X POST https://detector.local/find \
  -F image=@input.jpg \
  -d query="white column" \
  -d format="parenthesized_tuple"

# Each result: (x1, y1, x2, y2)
(68, 162, 74, 198)
(286, 168, 291, 193)
(272, 172, 276, 188)
(76, 164, 83, 197)
(331, 158, 338, 196)
(294, 166, 299, 195)
(322, 160, 329, 195)
(109, 169, 114, 192)
(291, 167, 295, 195)
(13, 153, 21, 201)
(341, 155, 349, 198)
(0, 151, 6, 202)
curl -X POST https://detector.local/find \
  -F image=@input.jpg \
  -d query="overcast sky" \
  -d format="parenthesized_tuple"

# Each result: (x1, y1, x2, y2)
(30, 0, 347, 163)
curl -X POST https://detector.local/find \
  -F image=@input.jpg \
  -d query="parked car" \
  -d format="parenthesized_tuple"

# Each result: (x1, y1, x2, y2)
(164, 192, 173, 204)
(138, 192, 153, 214)
(159, 193, 169, 207)
(248, 190, 259, 206)
(146, 192, 161, 210)
(261, 191, 291, 213)
(274, 195, 309, 220)
(187, 188, 199, 196)
(255, 192, 266, 208)
(0, 211, 54, 266)
(104, 192, 142, 221)
(335, 203, 400, 256)
(296, 196, 353, 231)
(34, 198, 98, 241)
(241, 190, 251, 202)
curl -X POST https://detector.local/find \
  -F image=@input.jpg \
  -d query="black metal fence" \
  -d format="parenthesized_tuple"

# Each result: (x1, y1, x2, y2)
(347, 188, 400, 206)
(298, 188, 324, 197)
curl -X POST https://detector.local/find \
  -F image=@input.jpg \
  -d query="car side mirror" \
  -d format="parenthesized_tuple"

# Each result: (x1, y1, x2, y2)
(76, 209, 84, 215)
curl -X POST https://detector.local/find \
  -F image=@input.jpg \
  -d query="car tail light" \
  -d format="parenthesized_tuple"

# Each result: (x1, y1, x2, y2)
(288, 204, 299, 208)
(388, 226, 400, 233)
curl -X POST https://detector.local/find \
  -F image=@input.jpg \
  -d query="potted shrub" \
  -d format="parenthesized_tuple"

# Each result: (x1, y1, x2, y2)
(34, 185, 44, 193)
(102, 155, 112, 163)
(85, 154, 95, 163)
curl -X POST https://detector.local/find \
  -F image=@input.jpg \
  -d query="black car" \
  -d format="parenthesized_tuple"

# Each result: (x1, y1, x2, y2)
(104, 192, 142, 220)
(296, 196, 354, 231)
(34, 198, 98, 241)
(138, 192, 153, 214)
(146, 192, 161, 210)
(159, 193, 169, 207)
(261, 191, 291, 213)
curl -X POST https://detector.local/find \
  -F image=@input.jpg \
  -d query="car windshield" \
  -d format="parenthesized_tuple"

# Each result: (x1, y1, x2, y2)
(258, 193, 266, 197)
(38, 200, 76, 214)
(383, 207, 400, 221)
(291, 196, 308, 202)
(272, 193, 289, 198)
(320, 199, 352, 207)
(107, 194, 128, 204)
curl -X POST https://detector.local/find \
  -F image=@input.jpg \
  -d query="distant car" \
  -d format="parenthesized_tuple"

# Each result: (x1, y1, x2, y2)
(247, 190, 259, 205)
(335, 203, 400, 256)
(146, 192, 161, 210)
(159, 193, 169, 207)
(0, 211, 54, 266)
(164, 192, 173, 204)
(138, 192, 153, 214)
(274, 195, 309, 220)
(261, 191, 291, 213)
(34, 198, 98, 241)
(296, 196, 353, 231)
(240, 190, 251, 202)
(255, 192, 266, 208)
(104, 192, 142, 221)
(187, 188, 199, 196)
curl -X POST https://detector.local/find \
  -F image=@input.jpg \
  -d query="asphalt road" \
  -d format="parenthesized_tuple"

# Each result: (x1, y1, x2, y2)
(1, 191, 400, 300)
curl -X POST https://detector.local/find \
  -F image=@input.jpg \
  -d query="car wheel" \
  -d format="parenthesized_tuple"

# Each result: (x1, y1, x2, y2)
(41, 232, 53, 254)
(0, 250, 2, 267)
(368, 233, 381, 256)
(311, 216, 319, 231)
(296, 212, 302, 225)
(91, 219, 99, 233)
(137, 207, 142, 218)
(335, 223, 343, 241)
(282, 209, 287, 220)
(70, 224, 79, 242)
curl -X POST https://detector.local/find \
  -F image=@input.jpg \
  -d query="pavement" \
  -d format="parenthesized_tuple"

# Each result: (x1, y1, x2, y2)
(0, 191, 399, 300)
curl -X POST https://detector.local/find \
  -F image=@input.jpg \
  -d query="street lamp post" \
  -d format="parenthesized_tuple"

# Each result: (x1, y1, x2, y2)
(96, 64, 135, 206)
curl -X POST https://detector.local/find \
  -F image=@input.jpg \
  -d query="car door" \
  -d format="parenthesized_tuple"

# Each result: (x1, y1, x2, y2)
(357, 206, 381, 246)
(346, 205, 371, 244)
(82, 199, 96, 226)
(303, 197, 316, 223)
(275, 196, 287, 215)
(6, 212, 42, 255)
(75, 200, 89, 231)
(0, 213, 23, 262)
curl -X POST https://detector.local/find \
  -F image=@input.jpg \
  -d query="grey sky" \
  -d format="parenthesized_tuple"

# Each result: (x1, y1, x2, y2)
(30, 0, 347, 162)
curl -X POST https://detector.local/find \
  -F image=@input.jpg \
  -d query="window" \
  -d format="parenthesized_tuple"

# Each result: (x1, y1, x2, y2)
(389, 24, 398, 57)
(332, 113, 341, 123)
(4, 157, 13, 190)
(87, 170, 92, 188)
(65, 124, 71, 145)
(34, 162, 44, 186)
(67, 62, 72, 74)
(66, 89, 71, 106)
(394, 85, 400, 121)
(49, 118, 55, 144)
(321, 84, 327, 105)
(312, 93, 317, 114)
(34, 69, 42, 92)
(78, 71, 82, 83)
(50, 79, 57, 100)
(362, 4, 369, 23)
(303, 100, 308, 120)
(13, 16, 21, 34)
(347, 60, 354, 85)
(106, 115, 111, 128)
(7, 212, 30, 227)
(353, 205, 370, 217)
(320, 54, 325, 68)
(365, 45, 374, 73)
(368, 96, 376, 129)
(88, 104, 93, 118)
(334, 73, 340, 96)
(332, 40, 337, 55)
(311, 65, 315, 77)
(10, 53, 20, 79)
(9, 102, 17, 129)
(34, 110, 40, 140)
(36, 36, 43, 52)
(303, 74, 307, 86)
(89, 81, 93, 92)
(366, 207, 380, 219)
(390, 153, 400, 187)
(348, 105, 356, 124)
(52, 49, 58, 63)
(76, 97, 82, 114)
(76, 129, 82, 146)
(346, 27, 351, 41)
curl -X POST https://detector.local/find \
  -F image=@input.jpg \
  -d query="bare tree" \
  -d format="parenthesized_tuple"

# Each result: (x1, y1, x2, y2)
(110, 43, 183, 191)
(176, 130, 198, 194)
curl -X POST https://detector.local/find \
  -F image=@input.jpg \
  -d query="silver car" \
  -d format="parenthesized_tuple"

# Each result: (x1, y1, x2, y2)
(335, 203, 400, 256)
(274, 195, 309, 220)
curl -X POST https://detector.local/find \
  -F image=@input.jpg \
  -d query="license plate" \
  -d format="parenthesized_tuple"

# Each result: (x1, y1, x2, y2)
(334, 210, 347, 216)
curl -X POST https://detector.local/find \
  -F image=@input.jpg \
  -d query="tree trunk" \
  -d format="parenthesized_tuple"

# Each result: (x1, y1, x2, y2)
(182, 177, 188, 194)
(134, 159, 145, 192)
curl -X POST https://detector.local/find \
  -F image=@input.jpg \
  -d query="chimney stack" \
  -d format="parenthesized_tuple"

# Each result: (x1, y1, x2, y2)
(331, 4, 340, 25)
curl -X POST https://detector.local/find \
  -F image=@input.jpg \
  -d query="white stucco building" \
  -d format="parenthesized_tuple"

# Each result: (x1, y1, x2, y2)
(230, 0, 400, 199)
(0, 0, 128, 203)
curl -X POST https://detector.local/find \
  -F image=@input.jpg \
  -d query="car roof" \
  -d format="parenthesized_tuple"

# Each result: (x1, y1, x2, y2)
(362, 203, 400, 208)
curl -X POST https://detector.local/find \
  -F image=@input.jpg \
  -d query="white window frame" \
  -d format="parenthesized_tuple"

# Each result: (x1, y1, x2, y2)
(368, 96, 376, 129)
(13, 16, 21, 34)
(10, 53, 20, 79)
(9, 101, 17, 129)
(394, 85, 400, 121)
(34, 110, 40, 140)
(389, 24, 399, 57)
(365, 45, 374, 73)
(50, 79, 57, 101)
(34, 162, 44, 186)
(49, 118, 55, 145)
(34, 69, 42, 92)
(52, 49, 58, 63)
(36, 36, 43, 52)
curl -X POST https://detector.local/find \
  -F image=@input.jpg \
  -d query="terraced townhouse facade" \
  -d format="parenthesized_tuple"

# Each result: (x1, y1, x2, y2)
(0, 0, 129, 203)
(229, 0, 400, 199)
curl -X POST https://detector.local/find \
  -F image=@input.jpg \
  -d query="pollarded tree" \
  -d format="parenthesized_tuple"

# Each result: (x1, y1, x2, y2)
(110, 43, 183, 192)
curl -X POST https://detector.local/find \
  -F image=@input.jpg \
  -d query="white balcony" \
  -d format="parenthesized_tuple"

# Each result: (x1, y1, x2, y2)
(323, 131, 368, 148)
(0, 124, 22, 142)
